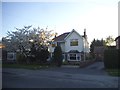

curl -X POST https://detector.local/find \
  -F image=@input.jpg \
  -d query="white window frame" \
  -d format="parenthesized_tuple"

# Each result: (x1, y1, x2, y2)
(68, 53, 81, 61)
(70, 39, 78, 46)
(7, 52, 16, 61)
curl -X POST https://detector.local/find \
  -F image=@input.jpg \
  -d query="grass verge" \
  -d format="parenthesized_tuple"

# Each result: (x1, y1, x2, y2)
(2, 64, 50, 70)
(106, 69, 120, 77)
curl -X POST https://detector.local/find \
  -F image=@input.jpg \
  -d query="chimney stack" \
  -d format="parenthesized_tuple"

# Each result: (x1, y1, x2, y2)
(84, 28, 86, 39)
(55, 32, 58, 38)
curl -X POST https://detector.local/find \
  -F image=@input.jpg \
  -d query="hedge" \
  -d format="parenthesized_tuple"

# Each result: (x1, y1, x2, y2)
(104, 49, 120, 69)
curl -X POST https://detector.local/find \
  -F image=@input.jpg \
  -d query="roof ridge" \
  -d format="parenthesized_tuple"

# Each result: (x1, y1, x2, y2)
(53, 32, 70, 41)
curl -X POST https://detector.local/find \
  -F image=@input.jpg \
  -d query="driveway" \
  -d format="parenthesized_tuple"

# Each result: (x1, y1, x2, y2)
(2, 62, 119, 88)
(50, 61, 107, 76)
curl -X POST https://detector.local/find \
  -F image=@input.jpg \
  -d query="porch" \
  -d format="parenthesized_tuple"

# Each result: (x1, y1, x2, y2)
(62, 50, 84, 62)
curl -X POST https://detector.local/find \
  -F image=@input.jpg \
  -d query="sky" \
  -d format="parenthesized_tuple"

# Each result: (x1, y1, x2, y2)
(1, 0, 119, 44)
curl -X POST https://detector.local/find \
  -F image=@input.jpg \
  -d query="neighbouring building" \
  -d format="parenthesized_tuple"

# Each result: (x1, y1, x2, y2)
(48, 29, 89, 62)
(0, 43, 7, 61)
(0, 48, 2, 61)
(115, 36, 120, 49)
(0, 43, 16, 63)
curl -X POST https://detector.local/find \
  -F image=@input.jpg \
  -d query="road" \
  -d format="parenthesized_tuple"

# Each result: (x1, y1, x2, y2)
(0, 67, 2, 90)
(2, 62, 119, 88)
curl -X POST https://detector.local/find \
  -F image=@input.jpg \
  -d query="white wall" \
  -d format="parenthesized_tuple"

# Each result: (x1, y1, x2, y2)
(60, 42, 65, 52)
(83, 38, 90, 52)
(48, 42, 65, 53)
(48, 44, 55, 53)
(65, 31, 84, 52)
(49, 30, 90, 53)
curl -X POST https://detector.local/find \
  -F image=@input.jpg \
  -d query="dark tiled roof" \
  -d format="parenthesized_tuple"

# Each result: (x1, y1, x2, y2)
(53, 32, 70, 41)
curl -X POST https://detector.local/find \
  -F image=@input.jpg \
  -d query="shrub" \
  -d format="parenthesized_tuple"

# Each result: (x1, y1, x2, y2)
(16, 53, 26, 64)
(104, 49, 119, 69)
(62, 60, 68, 65)
(30, 44, 50, 64)
(2, 49, 7, 61)
(39, 49, 50, 64)
(53, 46, 63, 67)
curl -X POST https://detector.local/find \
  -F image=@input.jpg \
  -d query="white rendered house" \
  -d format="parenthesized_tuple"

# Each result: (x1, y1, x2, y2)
(48, 29, 89, 61)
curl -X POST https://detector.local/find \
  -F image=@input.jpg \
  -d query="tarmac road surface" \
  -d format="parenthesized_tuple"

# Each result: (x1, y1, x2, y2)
(2, 62, 119, 88)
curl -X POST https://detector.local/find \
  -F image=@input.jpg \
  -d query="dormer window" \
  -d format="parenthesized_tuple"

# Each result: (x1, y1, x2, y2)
(70, 39, 78, 46)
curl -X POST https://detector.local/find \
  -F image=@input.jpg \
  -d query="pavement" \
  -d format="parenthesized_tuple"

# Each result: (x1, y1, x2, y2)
(2, 62, 120, 88)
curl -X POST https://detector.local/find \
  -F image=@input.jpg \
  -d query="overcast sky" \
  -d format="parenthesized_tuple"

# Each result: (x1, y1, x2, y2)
(1, 0, 119, 43)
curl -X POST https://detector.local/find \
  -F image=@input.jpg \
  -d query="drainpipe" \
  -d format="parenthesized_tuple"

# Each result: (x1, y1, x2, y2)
(84, 39, 86, 61)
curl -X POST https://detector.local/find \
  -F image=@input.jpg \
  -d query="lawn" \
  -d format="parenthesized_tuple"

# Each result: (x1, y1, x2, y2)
(2, 63, 50, 70)
(107, 69, 120, 77)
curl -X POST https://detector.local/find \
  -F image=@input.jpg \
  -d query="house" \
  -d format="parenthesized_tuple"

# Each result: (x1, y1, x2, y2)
(0, 43, 7, 61)
(48, 29, 89, 62)
(0, 43, 16, 63)
(0, 48, 2, 61)
(115, 36, 120, 49)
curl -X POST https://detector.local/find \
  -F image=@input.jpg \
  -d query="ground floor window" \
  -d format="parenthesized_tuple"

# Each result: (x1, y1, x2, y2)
(68, 53, 81, 61)
(7, 52, 16, 61)
(70, 54, 76, 60)
(50, 52, 81, 61)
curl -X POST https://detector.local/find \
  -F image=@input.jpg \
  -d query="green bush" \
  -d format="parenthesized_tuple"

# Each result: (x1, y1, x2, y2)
(53, 46, 63, 67)
(30, 44, 50, 64)
(2, 49, 7, 61)
(62, 60, 68, 65)
(104, 49, 119, 69)
(16, 53, 26, 64)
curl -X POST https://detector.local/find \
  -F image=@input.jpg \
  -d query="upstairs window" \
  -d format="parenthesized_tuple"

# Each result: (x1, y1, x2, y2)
(70, 39, 78, 46)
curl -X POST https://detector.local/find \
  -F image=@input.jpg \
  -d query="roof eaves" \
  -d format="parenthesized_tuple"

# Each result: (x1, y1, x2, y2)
(53, 32, 70, 42)
(64, 29, 83, 40)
